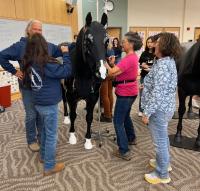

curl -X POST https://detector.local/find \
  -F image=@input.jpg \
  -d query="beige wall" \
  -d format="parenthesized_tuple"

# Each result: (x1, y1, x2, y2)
(184, 0, 200, 41)
(128, 0, 200, 42)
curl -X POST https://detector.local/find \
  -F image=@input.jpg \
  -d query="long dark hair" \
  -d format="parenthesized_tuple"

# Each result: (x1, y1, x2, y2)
(112, 37, 121, 48)
(145, 36, 155, 52)
(23, 33, 59, 76)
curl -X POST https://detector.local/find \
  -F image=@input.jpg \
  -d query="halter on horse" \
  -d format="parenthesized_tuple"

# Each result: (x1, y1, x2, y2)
(174, 40, 200, 149)
(64, 12, 108, 149)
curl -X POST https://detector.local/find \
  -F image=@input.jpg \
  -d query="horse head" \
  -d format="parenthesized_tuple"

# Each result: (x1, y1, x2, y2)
(75, 12, 109, 81)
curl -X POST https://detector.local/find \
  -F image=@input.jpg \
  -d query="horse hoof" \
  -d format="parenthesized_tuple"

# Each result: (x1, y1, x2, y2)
(174, 135, 182, 143)
(69, 133, 77, 144)
(195, 140, 200, 148)
(63, 116, 70, 125)
(84, 139, 93, 150)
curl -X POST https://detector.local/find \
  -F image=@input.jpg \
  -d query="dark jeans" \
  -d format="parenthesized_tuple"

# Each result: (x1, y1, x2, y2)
(113, 95, 137, 154)
(21, 89, 41, 144)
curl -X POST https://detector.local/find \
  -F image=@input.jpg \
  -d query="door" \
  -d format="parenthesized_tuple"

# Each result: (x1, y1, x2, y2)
(107, 27, 122, 41)
(194, 28, 200, 41)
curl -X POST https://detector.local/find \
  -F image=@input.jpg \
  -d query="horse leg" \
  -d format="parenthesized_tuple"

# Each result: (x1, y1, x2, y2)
(175, 87, 187, 142)
(187, 95, 197, 118)
(195, 109, 200, 148)
(84, 95, 99, 149)
(67, 95, 78, 144)
(188, 96, 193, 113)
(61, 83, 70, 124)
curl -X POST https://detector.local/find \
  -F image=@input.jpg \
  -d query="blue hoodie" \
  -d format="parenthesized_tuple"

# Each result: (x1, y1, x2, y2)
(30, 53, 72, 105)
(0, 37, 63, 89)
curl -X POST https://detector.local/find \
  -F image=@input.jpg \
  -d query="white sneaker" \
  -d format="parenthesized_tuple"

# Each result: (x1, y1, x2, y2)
(149, 159, 172, 172)
(192, 99, 199, 108)
(138, 112, 143, 117)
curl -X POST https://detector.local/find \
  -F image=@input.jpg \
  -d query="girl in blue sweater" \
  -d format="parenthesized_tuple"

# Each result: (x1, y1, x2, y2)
(23, 33, 72, 176)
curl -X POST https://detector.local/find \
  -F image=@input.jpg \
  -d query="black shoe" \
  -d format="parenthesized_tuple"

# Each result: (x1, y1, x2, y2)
(100, 115, 112, 122)
(128, 139, 137, 145)
(112, 150, 132, 161)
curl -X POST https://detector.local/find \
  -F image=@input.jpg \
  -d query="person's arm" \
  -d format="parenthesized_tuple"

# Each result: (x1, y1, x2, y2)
(139, 52, 149, 69)
(45, 46, 72, 79)
(142, 64, 169, 118)
(48, 42, 63, 58)
(0, 42, 24, 80)
(104, 56, 122, 77)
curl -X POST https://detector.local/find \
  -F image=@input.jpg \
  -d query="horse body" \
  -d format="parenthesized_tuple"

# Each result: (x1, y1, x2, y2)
(175, 41, 200, 147)
(64, 13, 108, 149)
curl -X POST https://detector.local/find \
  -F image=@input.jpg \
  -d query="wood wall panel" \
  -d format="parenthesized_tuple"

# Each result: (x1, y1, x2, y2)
(44, 0, 68, 25)
(67, 6, 78, 36)
(0, 0, 16, 18)
(0, 0, 78, 35)
(15, 0, 46, 21)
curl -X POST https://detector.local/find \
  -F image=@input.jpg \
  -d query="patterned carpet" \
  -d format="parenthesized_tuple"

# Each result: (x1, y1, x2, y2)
(0, 97, 200, 191)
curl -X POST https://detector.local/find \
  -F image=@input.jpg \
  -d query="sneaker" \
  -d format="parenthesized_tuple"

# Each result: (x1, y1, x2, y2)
(44, 162, 65, 176)
(149, 159, 172, 172)
(192, 99, 199, 108)
(112, 150, 132, 161)
(0, 106, 5, 113)
(144, 171, 171, 184)
(28, 142, 40, 152)
(100, 115, 112, 123)
(128, 139, 137, 145)
(138, 112, 143, 117)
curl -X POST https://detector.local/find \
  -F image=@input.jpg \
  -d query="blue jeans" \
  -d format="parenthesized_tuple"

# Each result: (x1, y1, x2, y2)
(139, 77, 144, 112)
(148, 111, 174, 178)
(21, 89, 41, 144)
(113, 95, 137, 154)
(35, 104, 58, 171)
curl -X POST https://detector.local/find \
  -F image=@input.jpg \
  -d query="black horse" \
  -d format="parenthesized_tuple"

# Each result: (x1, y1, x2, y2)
(173, 40, 200, 149)
(64, 12, 108, 149)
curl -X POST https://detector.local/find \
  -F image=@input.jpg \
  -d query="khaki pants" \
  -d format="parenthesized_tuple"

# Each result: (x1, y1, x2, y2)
(100, 78, 113, 118)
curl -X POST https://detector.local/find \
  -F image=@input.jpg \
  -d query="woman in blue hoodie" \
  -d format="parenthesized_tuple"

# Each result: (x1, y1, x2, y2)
(23, 33, 72, 176)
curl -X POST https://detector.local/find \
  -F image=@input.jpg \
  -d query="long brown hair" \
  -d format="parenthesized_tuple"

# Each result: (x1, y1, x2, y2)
(23, 33, 59, 76)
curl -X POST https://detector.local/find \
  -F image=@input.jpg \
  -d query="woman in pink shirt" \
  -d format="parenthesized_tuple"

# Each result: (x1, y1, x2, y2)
(104, 32, 142, 160)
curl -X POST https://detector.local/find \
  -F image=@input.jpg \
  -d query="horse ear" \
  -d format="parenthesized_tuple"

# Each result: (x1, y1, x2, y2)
(101, 13, 108, 27)
(85, 12, 92, 26)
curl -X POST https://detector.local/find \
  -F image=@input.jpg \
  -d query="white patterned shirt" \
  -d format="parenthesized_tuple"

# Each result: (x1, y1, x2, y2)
(141, 56, 177, 117)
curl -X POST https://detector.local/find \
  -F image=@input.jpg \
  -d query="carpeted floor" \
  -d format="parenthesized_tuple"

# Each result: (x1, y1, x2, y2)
(0, 97, 200, 191)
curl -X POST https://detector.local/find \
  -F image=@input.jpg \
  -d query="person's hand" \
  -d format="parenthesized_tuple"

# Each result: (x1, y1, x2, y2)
(141, 63, 149, 69)
(140, 84, 144, 89)
(109, 55, 115, 65)
(142, 114, 149, 125)
(61, 46, 69, 53)
(15, 70, 23, 80)
(104, 62, 109, 69)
